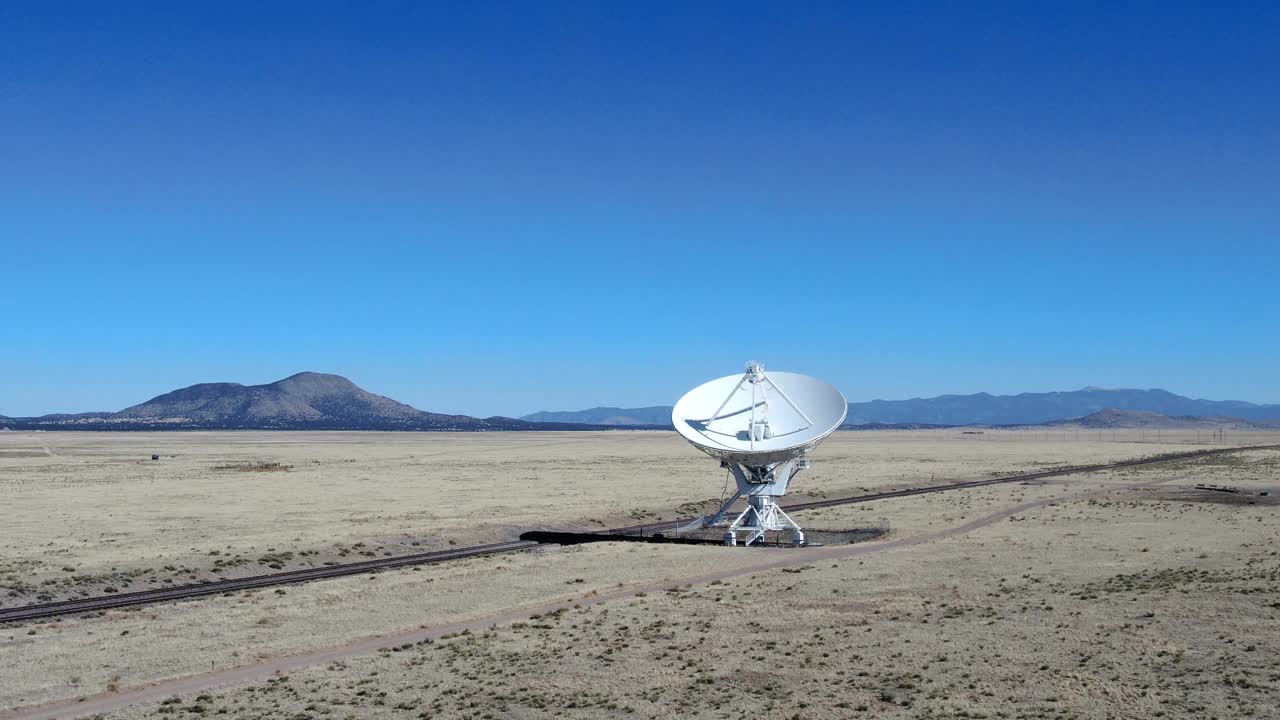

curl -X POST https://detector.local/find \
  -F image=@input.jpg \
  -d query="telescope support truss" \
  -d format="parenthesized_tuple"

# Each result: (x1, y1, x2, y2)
(678, 457, 808, 546)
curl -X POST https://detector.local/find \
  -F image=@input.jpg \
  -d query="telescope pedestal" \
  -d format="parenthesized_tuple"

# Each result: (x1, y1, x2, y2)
(679, 458, 808, 546)
(724, 494, 804, 546)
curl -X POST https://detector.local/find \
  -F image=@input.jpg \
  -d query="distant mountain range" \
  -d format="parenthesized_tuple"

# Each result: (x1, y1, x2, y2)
(5, 379, 1279, 432)
(522, 387, 1280, 428)
(843, 387, 1280, 425)
(1046, 409, 1280, 430)
(0, 372, 630, 431)
(520, 406, 675, 426)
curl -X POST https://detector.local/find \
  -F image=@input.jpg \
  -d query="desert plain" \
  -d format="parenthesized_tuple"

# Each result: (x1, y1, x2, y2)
(2, 429, 1279, 719)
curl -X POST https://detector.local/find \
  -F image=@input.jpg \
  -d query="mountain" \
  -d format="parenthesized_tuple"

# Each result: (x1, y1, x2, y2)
(114, 373, 434, 427)
(0, 372, 618, 431)
(9, 380, 1280, 431)
(1044, 409, 1280, 430)
(525, 387, 1280, 428)
(520, 406, 675, 426)
(843, 388, 1280, 425)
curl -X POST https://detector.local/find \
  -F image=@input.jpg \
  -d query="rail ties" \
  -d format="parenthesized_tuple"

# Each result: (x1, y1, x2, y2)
(3, 443, 1275, 624)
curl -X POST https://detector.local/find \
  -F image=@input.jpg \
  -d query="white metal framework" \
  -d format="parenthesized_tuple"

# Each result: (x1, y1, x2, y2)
(679, 456, 809, 545)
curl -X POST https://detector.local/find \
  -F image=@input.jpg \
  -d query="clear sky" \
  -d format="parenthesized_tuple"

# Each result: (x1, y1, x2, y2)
(2, 2, 1277, 417)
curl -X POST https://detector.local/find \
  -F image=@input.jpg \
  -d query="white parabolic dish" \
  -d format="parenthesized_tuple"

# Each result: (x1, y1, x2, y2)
(672, 370, 848, 466)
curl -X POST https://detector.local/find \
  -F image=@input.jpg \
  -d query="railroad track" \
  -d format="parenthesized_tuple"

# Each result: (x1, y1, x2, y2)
(3, 443, 1273, 624)
(0, 540, 537, 624)
(785, 444, 1274, 510)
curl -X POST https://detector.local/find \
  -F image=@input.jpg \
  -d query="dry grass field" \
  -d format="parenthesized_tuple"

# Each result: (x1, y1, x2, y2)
(2, 430, 1279, 719)
(2, 429, 1267, 607)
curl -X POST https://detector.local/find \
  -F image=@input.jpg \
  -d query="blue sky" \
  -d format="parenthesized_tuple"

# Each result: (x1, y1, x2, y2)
(2, 2, 1277, 417)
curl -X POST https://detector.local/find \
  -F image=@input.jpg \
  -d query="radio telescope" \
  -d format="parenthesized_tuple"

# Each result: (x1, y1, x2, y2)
(672, 361, 847, 546)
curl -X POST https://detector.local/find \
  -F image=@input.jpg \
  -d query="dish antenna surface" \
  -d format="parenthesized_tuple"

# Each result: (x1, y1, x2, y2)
(673, 361, 847, 546)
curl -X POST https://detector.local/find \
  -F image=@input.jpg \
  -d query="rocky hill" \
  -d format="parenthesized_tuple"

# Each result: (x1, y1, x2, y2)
(112, 373, 438, 427)
(1, 373, 613, 431)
